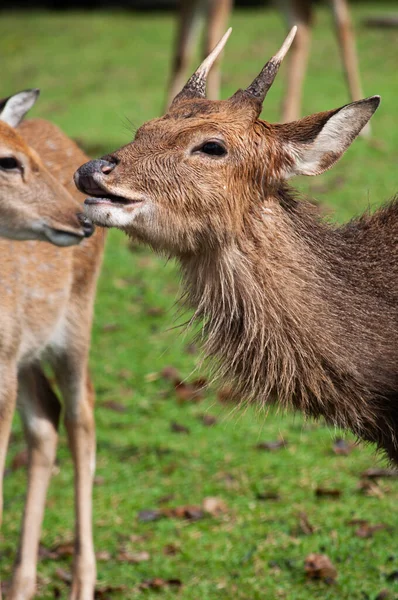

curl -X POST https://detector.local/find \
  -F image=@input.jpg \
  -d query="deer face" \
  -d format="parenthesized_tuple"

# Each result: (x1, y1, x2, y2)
(76, 28, 379, 255)
(0, 90, 93, 246)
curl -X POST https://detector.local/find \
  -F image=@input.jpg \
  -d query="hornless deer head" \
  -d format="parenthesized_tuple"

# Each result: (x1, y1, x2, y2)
(76, 27, 379, 256)
(0, 89, 93, 245)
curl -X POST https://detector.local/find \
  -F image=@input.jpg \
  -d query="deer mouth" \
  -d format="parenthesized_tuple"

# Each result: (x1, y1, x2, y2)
(84, 194, 138, 207)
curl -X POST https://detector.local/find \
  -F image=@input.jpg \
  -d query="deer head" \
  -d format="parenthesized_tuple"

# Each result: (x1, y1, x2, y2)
(76, 28, 379, 256)
(0, 89, 93, 245)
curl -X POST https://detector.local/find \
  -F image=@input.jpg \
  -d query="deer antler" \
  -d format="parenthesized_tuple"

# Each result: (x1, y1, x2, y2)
(171, 27, 232, 104)
(244, 27, 297, 102)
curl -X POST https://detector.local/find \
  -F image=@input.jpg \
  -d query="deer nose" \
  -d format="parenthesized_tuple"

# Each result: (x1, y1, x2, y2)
(76, 212, 95, 238)
(74, 158, 117, 194)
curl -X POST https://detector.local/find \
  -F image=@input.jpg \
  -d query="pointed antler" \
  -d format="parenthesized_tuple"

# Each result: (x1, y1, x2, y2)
(171, 28, 232, 105)
(244, 27, 297, 103)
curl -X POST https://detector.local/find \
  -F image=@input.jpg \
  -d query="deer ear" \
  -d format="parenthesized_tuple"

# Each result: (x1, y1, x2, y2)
(0, 89, 40, 127)
(279, 96, 380, 178)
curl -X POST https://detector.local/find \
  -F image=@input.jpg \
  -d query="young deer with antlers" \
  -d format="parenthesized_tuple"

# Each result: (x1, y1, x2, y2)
(0, 90, 104, 600)
(76, 29, 398, 463)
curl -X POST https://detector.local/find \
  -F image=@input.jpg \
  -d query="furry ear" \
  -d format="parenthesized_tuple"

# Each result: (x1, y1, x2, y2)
(0, 89, 40, 127)
(277, 96, 380, 177)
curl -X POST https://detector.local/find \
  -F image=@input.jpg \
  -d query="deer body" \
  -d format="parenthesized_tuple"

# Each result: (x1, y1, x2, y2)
(1, 106, 105, 600)
(77, 29, 397, 462)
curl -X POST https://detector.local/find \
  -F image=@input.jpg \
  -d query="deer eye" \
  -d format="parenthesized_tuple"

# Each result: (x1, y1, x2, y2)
(0, 157, 20, 171)
(198, 141, 227, 157)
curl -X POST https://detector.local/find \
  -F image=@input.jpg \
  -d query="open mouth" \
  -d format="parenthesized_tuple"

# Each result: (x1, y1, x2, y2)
(84, 191, 143, 207)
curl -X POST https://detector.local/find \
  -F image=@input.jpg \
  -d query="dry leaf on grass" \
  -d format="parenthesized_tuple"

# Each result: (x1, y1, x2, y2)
(256, 439, 287, 451)
(94, 584, 129, 598)
(137, 509, 163, 523)
(202, 497, 228, 516)
(100, 400, 127, 413)
(347, 519, 387, 538)
(332, 438, 356, 455)
(256, 491, 280, 501)
(375, 590, 390, 600)
(39, 541, 74, 560)
(55, 568, 72, 584)
(304, 553, 337, 583)
(361, 468, 398, 479)
(357, 478, 384, 498)
(101, 323, 120, 333)
(296, 512, 316, 535)
(199, 414, 218, 426)
(11, 449, 28, 471)
(117, 550, 150, 563)
(217, 384, 240, 404)
(315, 487, 342, 499)
(170, 421, 190, 434)
(96, 550, 111, 561)
(139, 578, 182, 591)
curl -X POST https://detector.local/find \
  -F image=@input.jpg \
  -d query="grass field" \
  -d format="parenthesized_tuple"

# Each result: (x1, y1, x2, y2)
(1, 5, 398, 599)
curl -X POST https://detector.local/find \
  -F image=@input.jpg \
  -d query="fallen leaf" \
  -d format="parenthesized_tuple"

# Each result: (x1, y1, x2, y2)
(137, 509, 162, 523)
(256, 491, 280, 501)
(11, 449, 28, 471)
(160, 366, 180, 381)
(94, 584, 129, 598)
(146, 306, 164, 317)
(170, 421, 190, 434)
(332, 438, 356, 456)
(39, 541, 74, 560)
(199, 414, 218, 427)
(163, 543, 180, 556)
(297, 512, 316, 535)
(375, 589, 390, 599)
(217, 384, 240, 404)
(202, 497, 228, 516)
(100, 400, 127, 413)
(347, 520, 387, 538)
(117, 550, 150, 563)
(361, 468, 398, 479)
(256, 439, 287, 451)
(185, 342, 198, 355)
(315, 487, 342, 499)
(55, 568, 72, 585)
(165, 505, 204, 521)
(174, 380, 204, 403)
(304, 553, 337, 583)
(139, 578, 182, 591)
(96, 550, 111, 561)
(94, 476, 105, 486)
(357, 478, 384, 498)
(101, 323, 120, 333)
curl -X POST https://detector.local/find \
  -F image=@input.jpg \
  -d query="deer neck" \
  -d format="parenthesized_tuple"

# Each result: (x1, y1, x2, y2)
(179, 187, 398, 457)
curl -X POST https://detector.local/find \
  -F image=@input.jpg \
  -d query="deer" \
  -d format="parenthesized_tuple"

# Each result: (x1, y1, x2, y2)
(0, 89, 91, 244)
(76, 27, 398, 465)
(166, 0, 368, 134)
(0, 89, 105, 600)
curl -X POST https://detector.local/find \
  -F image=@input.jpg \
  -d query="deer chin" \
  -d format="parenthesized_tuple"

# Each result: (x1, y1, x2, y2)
(83, 193, 151, 229)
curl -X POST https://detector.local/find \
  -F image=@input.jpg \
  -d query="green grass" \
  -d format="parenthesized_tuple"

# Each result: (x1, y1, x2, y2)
(1, 5, 398, 599)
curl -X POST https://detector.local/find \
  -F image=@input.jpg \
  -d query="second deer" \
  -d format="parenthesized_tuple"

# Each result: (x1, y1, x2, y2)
(0, 90, 105, 600)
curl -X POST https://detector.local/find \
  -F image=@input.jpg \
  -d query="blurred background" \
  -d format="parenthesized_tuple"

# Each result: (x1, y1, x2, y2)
(1, 2, 397, 599)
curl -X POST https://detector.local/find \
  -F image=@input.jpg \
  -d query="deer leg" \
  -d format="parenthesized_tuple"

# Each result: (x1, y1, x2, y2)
(165, 0, 205, 111)
(331, 0, 370, 136)
(54, 358, 96, 600)
(0, 363, 18, 600)
(279, 0, 313, 122)
(203, 0, 232, 100)
(7, 367, 61, 600)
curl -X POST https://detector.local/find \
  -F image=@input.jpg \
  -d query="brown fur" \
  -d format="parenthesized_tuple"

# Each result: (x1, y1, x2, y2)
(77, 86, 395, 462)
(1, 118, 105, 600)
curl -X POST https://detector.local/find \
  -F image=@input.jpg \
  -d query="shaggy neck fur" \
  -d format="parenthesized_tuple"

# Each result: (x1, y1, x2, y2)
(180, 187, 398, 462)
